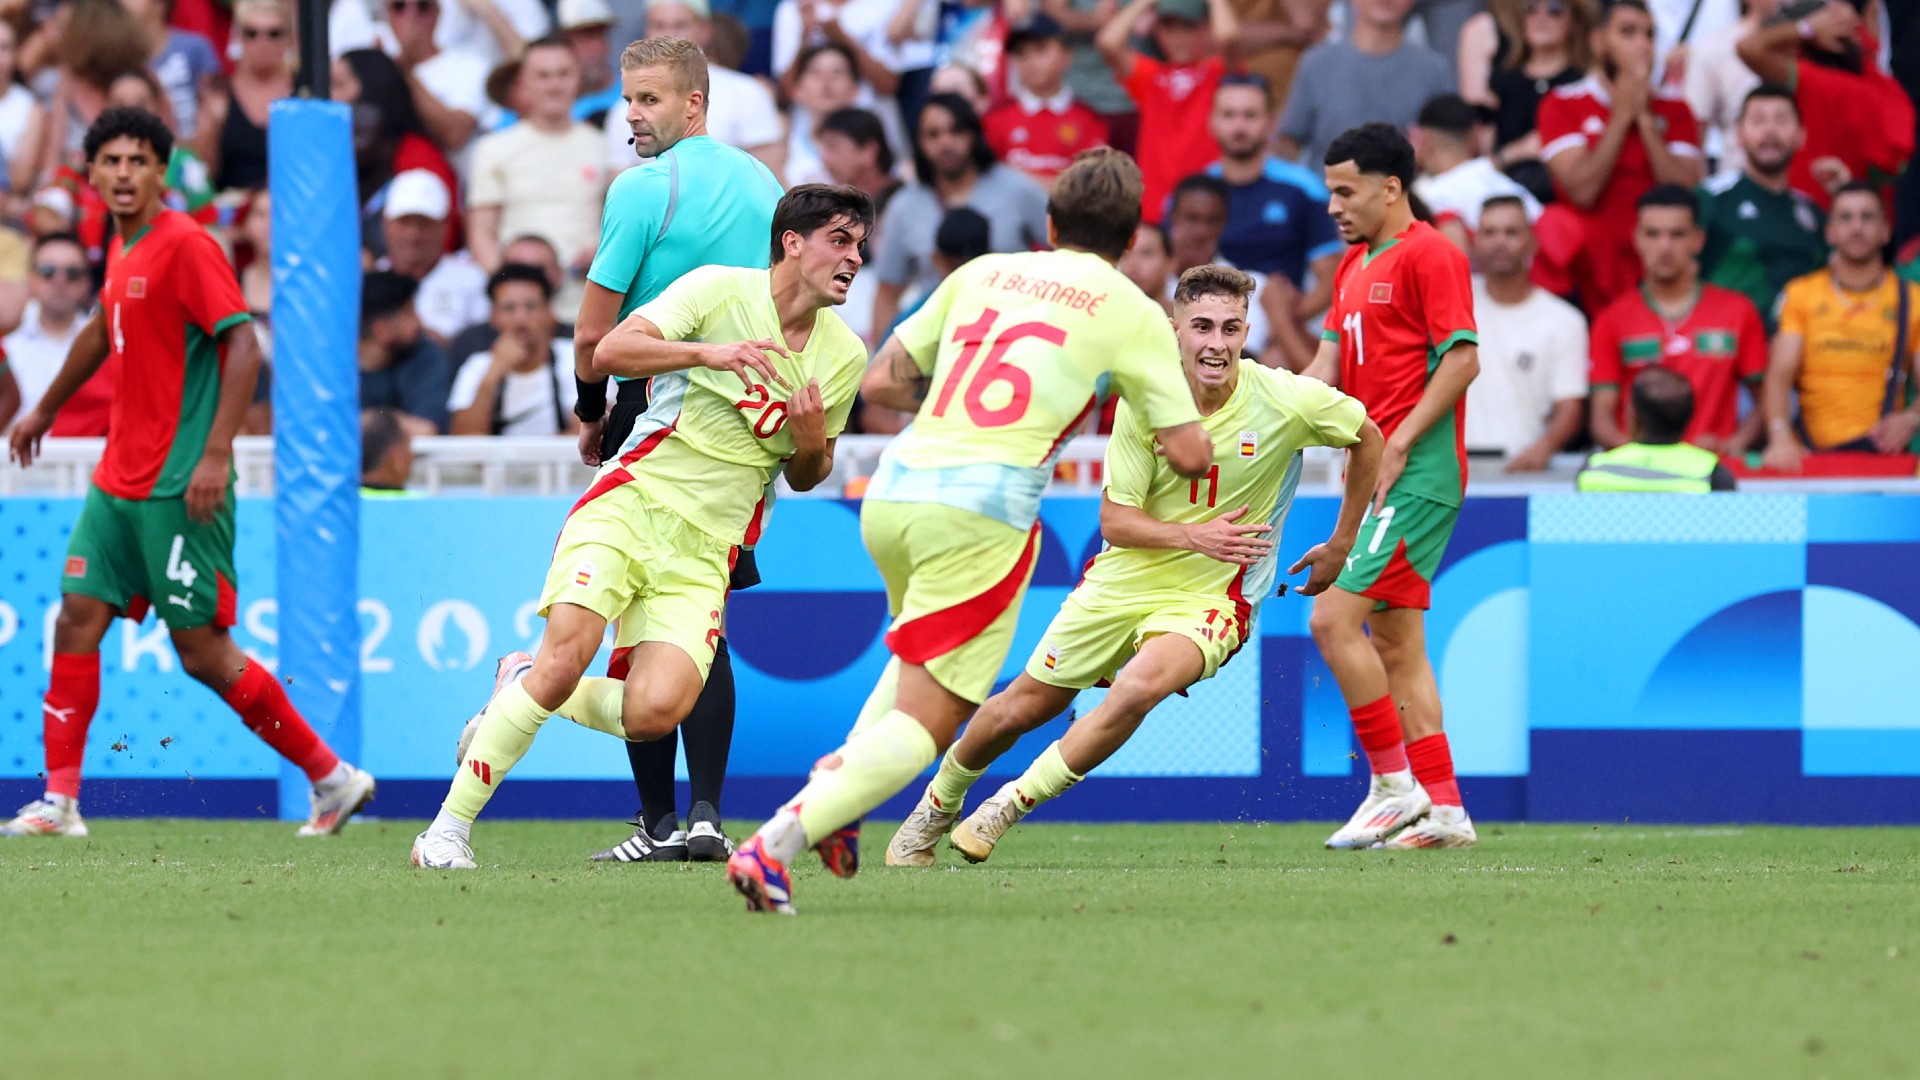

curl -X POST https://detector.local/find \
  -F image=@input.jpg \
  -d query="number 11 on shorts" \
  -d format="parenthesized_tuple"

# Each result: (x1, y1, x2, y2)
(1366, 505, 1396, 555)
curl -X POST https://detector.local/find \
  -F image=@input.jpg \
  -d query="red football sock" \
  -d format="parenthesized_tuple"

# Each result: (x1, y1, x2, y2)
(1349, 695, 1407, 775)
(1408, 733, 1462, 807)
(224, 660, 340, 782)
(43, 652, 102, 799)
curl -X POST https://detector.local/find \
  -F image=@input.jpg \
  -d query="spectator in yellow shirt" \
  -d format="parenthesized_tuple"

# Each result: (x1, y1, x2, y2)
(1762, 183, 1920, 472)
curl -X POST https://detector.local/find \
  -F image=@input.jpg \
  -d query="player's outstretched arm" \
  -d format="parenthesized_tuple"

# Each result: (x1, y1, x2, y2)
(1100, 494, 1274, 565)
(1374, 342, 1478, 512)
(7, 308, 108, 468)
(187, 320, 263, 523)
(1289, 417, 1383, 595)
(0, 363, 18, 432)
(859, 335, 932, 414)
(594, 313, 791, 391)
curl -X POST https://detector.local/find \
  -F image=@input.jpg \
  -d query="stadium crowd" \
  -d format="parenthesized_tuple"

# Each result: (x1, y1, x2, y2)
(0, 0, 1914, 473)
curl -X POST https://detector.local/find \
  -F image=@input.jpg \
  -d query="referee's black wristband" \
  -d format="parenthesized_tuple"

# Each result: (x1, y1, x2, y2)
(574, 375, 609, 423)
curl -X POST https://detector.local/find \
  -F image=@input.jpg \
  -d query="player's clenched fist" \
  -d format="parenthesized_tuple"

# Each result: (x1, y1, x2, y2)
(701, 338, 792, 393)
(1183, 505, 1274, 566)
(787, 378, 827, 452)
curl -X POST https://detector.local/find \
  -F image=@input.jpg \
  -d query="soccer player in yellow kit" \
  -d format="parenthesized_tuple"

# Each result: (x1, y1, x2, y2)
(884, 265, 1384, 865)
(410, 186, 875, 870)
(725, 149, 1215, 914)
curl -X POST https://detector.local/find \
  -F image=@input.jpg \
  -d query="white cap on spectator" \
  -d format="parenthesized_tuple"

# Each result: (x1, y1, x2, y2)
(557, 0, 615, 31)
(385, 169, 451, 222)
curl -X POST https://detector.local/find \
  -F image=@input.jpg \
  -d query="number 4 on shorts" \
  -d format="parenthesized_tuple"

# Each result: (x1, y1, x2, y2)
(167, 534, 199, 589)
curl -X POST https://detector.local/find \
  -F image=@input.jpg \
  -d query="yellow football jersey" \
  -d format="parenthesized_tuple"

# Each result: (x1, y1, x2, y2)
(613, 265, 867, 544)
(867, 249, 1200, 529)
(1088, 358, 1366, 606)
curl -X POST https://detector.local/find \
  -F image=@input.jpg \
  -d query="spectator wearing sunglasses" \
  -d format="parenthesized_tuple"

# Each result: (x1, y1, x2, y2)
(3, 232, 102, 433)
(1457, 0, 1592, 204)
(190, 0, 294, 192)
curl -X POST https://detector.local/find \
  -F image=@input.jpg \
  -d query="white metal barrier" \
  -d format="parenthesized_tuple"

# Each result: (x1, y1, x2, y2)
(4, 435, 1916, 497)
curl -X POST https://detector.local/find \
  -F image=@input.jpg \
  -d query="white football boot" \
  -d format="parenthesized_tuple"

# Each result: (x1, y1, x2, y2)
(298, 763, 377, 836)
(886, 787, 962, 867)
(0, 795, 89, 837)
(1324, 771, 1431, 850)
(948, 784, 1031, 864)
(411, 829, 479, 870)
(1373, 804, 1478, 849)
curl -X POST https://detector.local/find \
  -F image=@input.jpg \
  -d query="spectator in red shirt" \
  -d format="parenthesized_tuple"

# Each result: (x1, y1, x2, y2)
(1533, 0, 1703, 314)
(984, 16, 1110, 191)
(1589, 184, 1768, 452)
(1735, 0, 1915, 213)
(1096, 0, 1240, 223)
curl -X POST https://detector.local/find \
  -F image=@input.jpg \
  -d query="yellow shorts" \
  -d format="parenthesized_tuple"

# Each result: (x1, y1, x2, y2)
(1026, 585, 1250, 690)
(861, 499, 1042, 704)
(541, 478, 731, 681)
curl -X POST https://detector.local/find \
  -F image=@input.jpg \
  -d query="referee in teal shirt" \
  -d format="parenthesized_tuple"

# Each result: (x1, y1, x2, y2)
(572, 35, 783, 866)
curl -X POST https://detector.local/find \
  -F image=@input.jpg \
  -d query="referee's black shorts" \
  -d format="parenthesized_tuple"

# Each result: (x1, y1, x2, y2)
(601, 379, 761, 592)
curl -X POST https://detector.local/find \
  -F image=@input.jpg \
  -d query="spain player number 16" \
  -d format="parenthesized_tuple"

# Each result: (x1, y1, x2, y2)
(931, 309, 1065, 428)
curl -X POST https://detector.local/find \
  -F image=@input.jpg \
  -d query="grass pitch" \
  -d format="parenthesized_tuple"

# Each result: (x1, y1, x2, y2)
(2, 820, 1914, 1080)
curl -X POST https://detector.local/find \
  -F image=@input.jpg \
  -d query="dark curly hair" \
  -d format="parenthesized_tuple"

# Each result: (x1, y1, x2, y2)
(84, 106, 175, 165)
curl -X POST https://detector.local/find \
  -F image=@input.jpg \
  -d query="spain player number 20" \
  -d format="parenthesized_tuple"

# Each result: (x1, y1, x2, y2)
(732, 383, 789, 439)
(931, 309, 1064, 427)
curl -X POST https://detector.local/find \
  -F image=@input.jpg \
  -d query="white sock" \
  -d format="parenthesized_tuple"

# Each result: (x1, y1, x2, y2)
(1430, 804, 1470, 825)
(428, 806, 472, 843)
(313, 761, 353, 794)
(757, 808, 808, 864)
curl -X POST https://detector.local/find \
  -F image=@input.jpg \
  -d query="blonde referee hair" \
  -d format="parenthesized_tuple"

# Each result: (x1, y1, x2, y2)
(620, 37, 710, 104)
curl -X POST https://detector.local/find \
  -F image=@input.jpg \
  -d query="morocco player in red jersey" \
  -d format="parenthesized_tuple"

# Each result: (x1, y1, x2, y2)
(1303, 123, 1482, 850)
(3, 108, 375, 838)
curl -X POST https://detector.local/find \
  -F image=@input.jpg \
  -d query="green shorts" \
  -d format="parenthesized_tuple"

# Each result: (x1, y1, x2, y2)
(1332, 492, 1458, 611)
(62, 484, 238, 630)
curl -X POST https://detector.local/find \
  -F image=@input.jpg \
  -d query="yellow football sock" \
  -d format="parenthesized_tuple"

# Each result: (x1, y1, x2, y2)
(558, 676, 627, 739)
(1009, 741, 1084, 815)
(792, 709, 936, 848)
(846, 657, 900, 738)
(442, 682, 551, 823)
(925, 746, 986, 812)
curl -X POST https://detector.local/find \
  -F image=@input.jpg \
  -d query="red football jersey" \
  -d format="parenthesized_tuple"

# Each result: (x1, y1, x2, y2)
(1122, 54, 1224, 224)
(94, 210, 252, 501)
(1321, 220, 1478, 505)
(1790, 60, 1915, 213)
(1538, 76, 1701, 240)
(1588, 283, 1767, 443)
(982, 97, 1110, 182)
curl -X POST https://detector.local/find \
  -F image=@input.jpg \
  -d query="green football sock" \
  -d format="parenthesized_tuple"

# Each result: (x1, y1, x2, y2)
(846, 657, 901, 738)
(558, 676, 628, 739)
(790, 709, 937, 849)
(442, 682, 551, 823)
(925, 746, 986, 812)
(1008, 741, 1084, 816)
